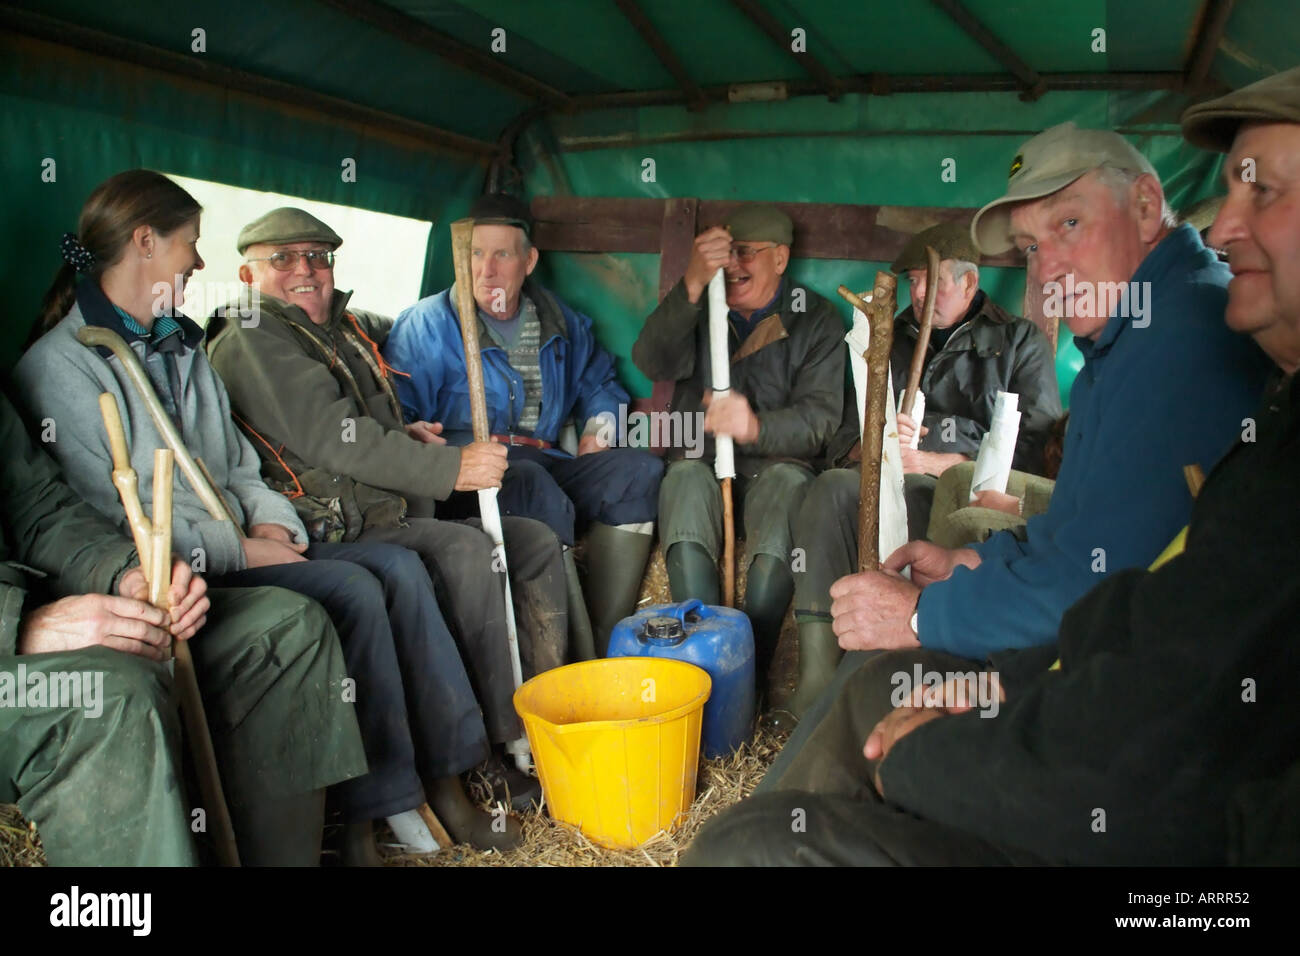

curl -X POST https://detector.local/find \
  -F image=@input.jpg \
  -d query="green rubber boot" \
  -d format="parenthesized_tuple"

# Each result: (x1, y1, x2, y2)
(768, 619, 843, 731)
(664, 541, 721, 607)
(562, 547, 597, 661)
(583, 523, 655, 656)
(743, 555, 795, 703)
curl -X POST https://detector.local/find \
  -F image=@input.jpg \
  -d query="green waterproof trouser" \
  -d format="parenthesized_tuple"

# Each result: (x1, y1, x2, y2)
(658, 459, 814, 568)
(790, 467, 864, 620)
(0, 586, 367, 866)
(789, 469, 954, 619)
(684, 648, 1045, 865)
(927, 461, 1055, 549)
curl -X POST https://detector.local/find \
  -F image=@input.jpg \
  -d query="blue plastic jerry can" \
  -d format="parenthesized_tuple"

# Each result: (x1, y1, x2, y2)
(606, 599, 755, 758)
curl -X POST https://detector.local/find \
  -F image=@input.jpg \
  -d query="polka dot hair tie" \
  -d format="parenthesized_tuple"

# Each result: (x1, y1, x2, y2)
(60, 232, 96, 273)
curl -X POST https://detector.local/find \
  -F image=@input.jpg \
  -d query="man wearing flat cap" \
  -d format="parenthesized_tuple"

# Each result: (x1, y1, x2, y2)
(683, 69, 1300, 868)
(206, 206, 571, 801)
(776, 220, 1060, 725)
(633, 206, 845, 701)
(383, 194, 663, 654)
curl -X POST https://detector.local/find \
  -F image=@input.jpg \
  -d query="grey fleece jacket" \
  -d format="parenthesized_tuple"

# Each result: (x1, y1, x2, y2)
(13, 305, 306, 575)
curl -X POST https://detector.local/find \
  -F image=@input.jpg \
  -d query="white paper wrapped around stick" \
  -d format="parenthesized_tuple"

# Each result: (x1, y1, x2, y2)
(848, 308, 909, 563)
(969, 391, 1022, 501)
(707, 269, 735, 480)
(903, 389, 925, 449)
(477, 486, 522, 688)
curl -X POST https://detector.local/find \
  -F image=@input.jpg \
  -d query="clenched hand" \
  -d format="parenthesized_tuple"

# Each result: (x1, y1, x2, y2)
(455, 441, 508, 491)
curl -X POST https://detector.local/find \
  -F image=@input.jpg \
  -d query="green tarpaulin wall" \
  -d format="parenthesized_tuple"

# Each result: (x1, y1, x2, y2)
(4, 0, 1295, 404)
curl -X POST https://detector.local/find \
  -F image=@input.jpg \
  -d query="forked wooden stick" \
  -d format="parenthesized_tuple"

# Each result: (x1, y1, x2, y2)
(856, 273, 897, 572)
(96, 393, 241, 867)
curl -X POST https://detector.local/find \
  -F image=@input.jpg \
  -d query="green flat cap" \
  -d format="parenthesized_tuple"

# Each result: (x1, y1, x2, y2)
(237, 207, 342, 254)
(1182, 65, 1300, 153)
(970, 122, 1157, 255)
(726, 205, 793, 245)
(891, 221, 979, 273)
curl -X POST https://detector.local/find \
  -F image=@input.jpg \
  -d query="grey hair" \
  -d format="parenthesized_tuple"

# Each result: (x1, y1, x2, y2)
(946, 259, 979, 285)
(1092, 165, 1179, 229)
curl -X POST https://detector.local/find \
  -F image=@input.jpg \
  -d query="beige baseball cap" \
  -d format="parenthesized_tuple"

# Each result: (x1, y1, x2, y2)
(970, 122, 1159, 255)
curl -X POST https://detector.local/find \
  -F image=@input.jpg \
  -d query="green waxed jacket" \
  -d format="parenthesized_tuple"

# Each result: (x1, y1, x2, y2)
(0, 390, 138, 656)
(632, 278, 845, 477)
(206, 290, 463, 533)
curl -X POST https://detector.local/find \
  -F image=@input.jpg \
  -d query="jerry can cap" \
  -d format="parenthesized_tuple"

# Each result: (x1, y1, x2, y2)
(642, 615, 687, 645)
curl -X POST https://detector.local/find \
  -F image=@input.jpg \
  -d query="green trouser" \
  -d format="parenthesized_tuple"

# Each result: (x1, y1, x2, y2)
(684, 648, 1044, 865)
(790, 468, 863, 621)
(927, 461, 1055, 549)
(658, 459, 814, 568)
(0, 586, 367, 866)
(790, 468, 934, 621)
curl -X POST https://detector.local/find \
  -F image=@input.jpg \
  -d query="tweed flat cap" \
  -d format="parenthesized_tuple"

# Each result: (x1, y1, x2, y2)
(891, 221, 980, 273)
(1182, 65, 1300, 152)
(237, 207, 342, 254)
(725, 205, 794, 245)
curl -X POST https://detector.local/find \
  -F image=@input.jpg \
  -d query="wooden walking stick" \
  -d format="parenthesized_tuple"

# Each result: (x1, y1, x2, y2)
(96, 393, 241, 867)
(854, 273, 897, 571)
(706, 268, 737, 607)
(83, 328, 460, 850)
(901, 246, 940, 419)
(450, 216, 532, 773)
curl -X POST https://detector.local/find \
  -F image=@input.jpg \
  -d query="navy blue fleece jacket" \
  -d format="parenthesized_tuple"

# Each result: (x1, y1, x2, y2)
(917, 225, 1273, 658)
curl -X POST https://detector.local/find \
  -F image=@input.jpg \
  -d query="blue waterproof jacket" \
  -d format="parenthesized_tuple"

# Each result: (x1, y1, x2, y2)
(384, 280, 629, 453)
(919, 225, 1274, 658)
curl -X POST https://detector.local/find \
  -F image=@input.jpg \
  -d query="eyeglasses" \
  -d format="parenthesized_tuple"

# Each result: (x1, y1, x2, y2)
(731, 243, 777, 263)
(246, 250, 336, 272)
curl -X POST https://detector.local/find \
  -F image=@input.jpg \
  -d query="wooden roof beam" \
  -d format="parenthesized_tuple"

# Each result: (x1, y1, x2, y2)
(0, 5, 498, 158)
(929, 0, 1047, 101)
(568, 71, 1185, 111)
(614, 0, 710, 111)
(728, 0, 843, 100)
(317, 0, 571, 107)
(1185, 0, 1236, 90)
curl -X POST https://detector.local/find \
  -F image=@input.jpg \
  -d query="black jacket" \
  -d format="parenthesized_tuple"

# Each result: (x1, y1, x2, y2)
(827, 291, 1061, 472)
(632, 278, 844, 477)
(881, 370, 1300, 865)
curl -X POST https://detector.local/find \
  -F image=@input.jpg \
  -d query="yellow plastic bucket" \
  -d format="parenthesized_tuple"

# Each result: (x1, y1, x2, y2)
(513, 657, 712, 849)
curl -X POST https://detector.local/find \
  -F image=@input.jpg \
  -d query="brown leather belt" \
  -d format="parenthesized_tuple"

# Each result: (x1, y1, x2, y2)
(491, 433, 552, 449)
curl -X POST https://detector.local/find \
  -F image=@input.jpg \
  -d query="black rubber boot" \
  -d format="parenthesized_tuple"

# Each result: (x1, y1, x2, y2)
(427, 776, 523, 851)
(664, 541, 721, 607)
(231, 788, 326, 866)
(583, 523, 655, 656)
(768, 619, 842, 731)
(562, 547, 597, 661)
(743, 555, 795, 703)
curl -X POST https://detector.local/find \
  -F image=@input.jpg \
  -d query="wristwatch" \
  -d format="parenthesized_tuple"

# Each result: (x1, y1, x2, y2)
(909, 597, 920, 637)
